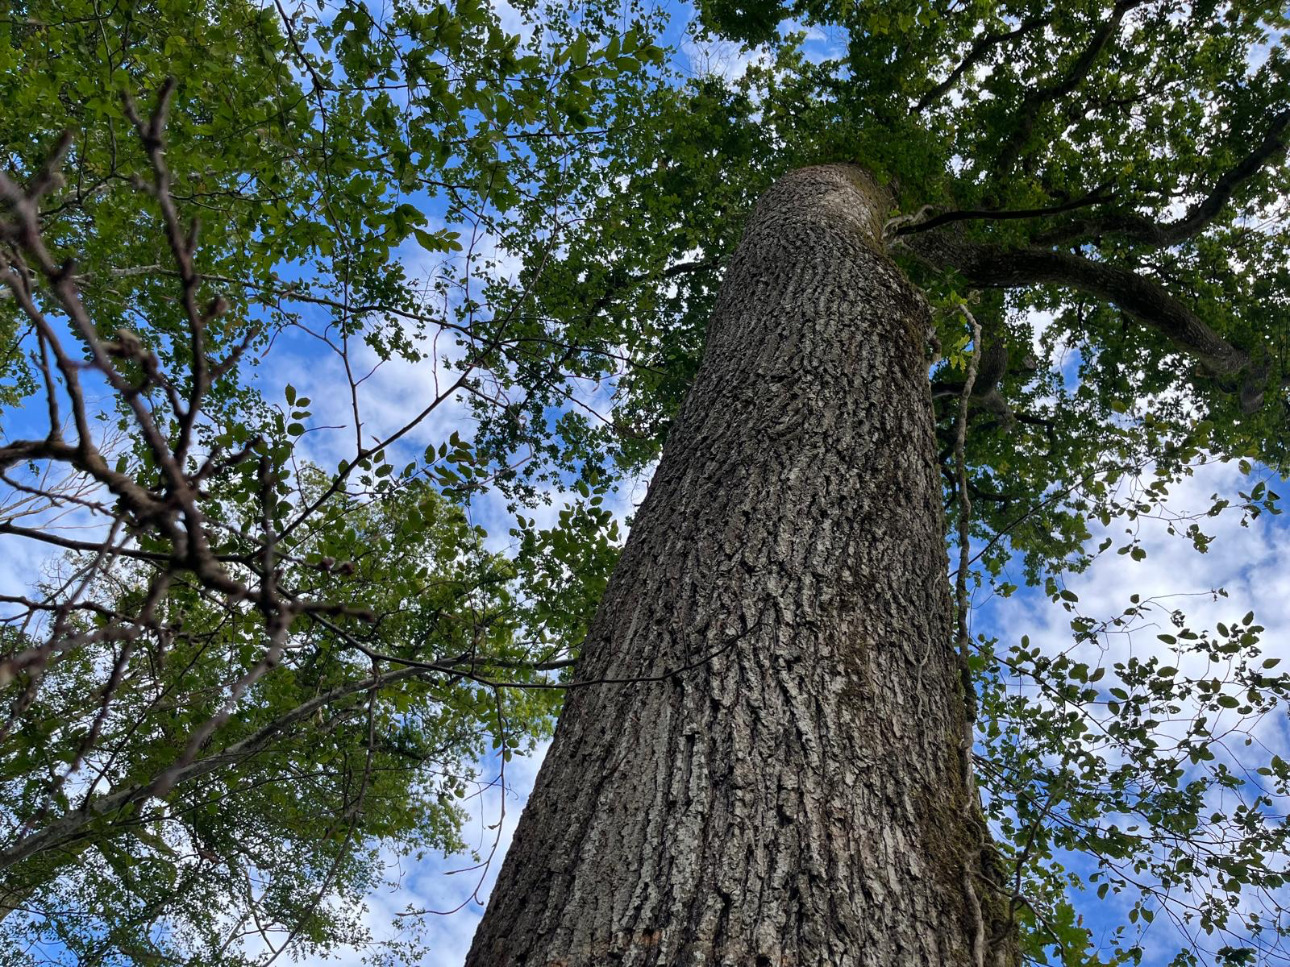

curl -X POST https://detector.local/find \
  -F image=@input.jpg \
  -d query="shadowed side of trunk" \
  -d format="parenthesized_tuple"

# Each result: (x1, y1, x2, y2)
(466, 164, 1002, 967)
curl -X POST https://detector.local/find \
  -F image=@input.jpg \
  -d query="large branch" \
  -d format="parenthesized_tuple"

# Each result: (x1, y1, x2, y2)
(893, 185, 1114, 237)
(902, 230, 1264, 411)
(1041, 109, 1290, 247)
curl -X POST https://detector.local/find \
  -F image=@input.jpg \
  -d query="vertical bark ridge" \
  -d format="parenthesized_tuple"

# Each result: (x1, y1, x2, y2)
(466, 164, 990, 967)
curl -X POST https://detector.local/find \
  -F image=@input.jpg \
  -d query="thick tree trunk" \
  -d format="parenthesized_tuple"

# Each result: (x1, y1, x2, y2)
(467, 165, 1011, 966)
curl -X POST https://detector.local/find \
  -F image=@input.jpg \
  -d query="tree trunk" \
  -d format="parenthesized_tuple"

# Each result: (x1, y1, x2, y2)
(466, 165, 1012, 967)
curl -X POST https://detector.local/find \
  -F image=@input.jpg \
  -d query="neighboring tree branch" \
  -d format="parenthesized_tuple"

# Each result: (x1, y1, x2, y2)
(0, 660, 434, 873)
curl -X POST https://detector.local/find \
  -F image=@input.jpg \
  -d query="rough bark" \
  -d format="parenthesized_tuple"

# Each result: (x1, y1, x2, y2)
(466, 165, 1010, 967)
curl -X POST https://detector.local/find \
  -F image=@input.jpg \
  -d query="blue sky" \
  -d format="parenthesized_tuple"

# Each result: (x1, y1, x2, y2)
(2, 2, 1288, 965)
(285, 418, 1290, 966)
(277, 16, 1290, 966)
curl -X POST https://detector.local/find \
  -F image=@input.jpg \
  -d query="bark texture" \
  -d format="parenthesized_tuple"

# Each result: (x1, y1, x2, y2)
(466, 165, 1005, 967)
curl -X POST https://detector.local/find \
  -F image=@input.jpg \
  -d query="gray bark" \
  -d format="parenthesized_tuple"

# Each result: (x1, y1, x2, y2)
(466, 165, 1010, 967)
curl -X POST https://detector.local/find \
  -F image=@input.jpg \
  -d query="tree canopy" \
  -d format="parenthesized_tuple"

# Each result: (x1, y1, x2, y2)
(0, 0, 647, 960)
(2, 0, 1290, 965)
